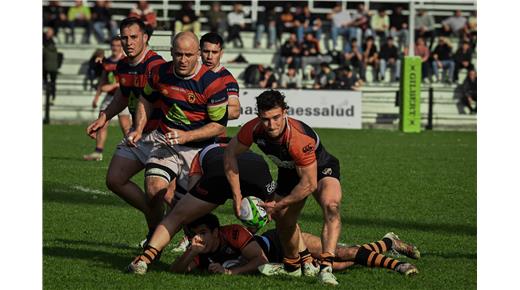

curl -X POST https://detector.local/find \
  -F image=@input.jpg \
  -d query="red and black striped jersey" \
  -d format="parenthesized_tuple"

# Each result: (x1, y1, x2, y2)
(102, 56, 119, 95)
(143, 62, 229, 148)
(215, 65, 239, 100)
(115, 49, 165, 132)
(237, 117, 331, 169)
(190, 225, 254, 270)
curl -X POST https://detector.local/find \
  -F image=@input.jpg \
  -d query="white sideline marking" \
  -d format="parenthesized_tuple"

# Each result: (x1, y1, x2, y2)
(72, 185, 111, 196)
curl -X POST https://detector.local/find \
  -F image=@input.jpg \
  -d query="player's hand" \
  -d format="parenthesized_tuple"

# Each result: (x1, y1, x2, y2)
(259, 200, 277, 220)
(92, 99, 98, 109)
(126, 130, 142, 147)
(232, 192, 243, 219)
(190, 235, 206, 254)
(165, 129, 189, 146)
(208, 262, 227, 274)
(86, 115, 107, 139)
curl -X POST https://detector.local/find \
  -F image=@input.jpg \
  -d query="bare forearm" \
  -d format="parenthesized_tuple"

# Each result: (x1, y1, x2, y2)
(276, 182, 315, 209)
(135, 97, 152, 133)
(170, 251, 198, 273)
(184, 123, 225, 143)
(230, 256, 267, 275)
(102, 90, 128, 120)
(224, 149, 242, 197)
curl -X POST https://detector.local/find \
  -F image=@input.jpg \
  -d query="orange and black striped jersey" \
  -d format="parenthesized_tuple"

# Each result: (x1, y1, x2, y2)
(143, 62, 229, 148)
(115, 49, 165, 132)
(190, 225, 254, 270)
(102, 57, 119, 95)
(237, 117, 332, 169)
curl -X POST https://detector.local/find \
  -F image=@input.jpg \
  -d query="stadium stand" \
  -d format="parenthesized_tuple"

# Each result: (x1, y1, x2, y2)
(43, 0, 476, 130)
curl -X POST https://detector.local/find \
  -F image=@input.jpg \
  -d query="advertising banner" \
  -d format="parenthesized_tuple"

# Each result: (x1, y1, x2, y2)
(400, 56, 422, 133)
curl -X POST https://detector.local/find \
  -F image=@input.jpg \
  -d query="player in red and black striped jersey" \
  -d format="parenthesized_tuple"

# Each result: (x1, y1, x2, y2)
(224, 90, 343, 285)
(86, 17, 167, 247)
(127, 141, 276, 274)
(83, 36, 131, 162)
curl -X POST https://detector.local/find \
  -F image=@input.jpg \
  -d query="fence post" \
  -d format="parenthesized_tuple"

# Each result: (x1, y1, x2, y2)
(426, 87, 434, 130)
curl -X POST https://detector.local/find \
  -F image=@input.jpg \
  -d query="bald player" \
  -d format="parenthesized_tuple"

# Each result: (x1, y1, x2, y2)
(126, 32, 230, 274)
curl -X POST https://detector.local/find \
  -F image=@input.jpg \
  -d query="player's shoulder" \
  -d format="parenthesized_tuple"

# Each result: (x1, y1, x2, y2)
(287, 117, 317, 140)
(144, 49, 166, 67)
(242, 117, 263, 133)
(220, 224, 253, 247)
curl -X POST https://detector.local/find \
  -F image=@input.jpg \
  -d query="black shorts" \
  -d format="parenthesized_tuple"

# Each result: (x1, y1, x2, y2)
(254, 229, 284, 263)
(276, 155, 341, 197)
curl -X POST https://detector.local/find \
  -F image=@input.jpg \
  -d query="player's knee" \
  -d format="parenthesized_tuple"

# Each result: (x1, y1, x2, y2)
(106, 171, 123, 192)
(145, 164, 176, 197)
(324, 201, 341, 220)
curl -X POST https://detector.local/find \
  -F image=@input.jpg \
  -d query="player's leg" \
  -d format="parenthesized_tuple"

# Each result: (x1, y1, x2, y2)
(83, 121, 108, 161)
(352, 245, 418, 275)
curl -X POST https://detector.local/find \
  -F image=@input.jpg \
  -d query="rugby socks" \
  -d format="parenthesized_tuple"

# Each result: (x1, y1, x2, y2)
(283, 256, 301, 272)
(138, 245, 161, 265)
(354, 247, 403, 271)
(319, 252, 335, 271)
(299, 249, 314, 265)
(360, 238, 393, 253)
(95, 147, 103, 153)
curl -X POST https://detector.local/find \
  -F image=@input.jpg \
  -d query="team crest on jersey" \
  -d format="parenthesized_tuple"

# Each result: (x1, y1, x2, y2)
(121, 78, 127, 85)
(162, 89, 168, 95)
(186, 93, 196, 103)
(134, 77, 140, 87)
(322, 168, 333, 176)
(302, 143, 314, 154)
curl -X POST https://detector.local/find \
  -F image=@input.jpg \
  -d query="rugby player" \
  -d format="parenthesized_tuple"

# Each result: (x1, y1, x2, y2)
(84, 36, 131, 161)
(171, 214, 419, 276)
(223, 90, 343, 285)
(126, 140, 277, 274)
(86, 17, 167, 245)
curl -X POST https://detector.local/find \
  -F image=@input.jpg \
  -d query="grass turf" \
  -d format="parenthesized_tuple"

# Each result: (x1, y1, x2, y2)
(43, 124, 476, 289)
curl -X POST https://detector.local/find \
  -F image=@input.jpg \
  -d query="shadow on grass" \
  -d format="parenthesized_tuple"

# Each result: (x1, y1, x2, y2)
(43, 181, 126, 207)
(54, 239, 135, 250)
(45, 156, 86, 162)
(299, 212, 477, 236)
(423, 251, 477, 260)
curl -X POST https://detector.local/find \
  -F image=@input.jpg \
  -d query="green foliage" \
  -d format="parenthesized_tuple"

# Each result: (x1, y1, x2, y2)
(43, 125, 476, 289)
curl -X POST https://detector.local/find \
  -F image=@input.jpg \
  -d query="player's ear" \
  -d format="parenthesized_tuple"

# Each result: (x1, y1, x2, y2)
(143, 32, 149, 44)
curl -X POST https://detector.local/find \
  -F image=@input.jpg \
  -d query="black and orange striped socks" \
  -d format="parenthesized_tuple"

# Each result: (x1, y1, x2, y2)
(354, 247, 403, 270)
(139, 245, 161, 265)
(360, 238, 393, 253)
(283, 256, 301, 272)
(319, 252, 335, 271)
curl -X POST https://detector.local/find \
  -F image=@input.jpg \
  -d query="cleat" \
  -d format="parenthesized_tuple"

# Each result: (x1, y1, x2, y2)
(318, 266, 339, 286)
(138, 238, 148, 249)
(383, 232, 421, 259)
(83, 152, 103, 161)
(258, 263, 302, 277)
(127, 259, 148, 275)
(302, 262, 320, 277)
(395, 263, 419, 276)
(171, 236, 190, 253)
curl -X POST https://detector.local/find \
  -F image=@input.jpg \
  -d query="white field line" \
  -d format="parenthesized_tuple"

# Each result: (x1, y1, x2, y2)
(71, 185, 111, 196)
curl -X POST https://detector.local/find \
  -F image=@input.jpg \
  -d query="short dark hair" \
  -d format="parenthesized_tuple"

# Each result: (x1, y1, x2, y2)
(119, 17, 146, 34)
(256, 90, 289, 113)
(200, 32, 224, 49)
(187, 213, 220, 234)
(110, 35, 122, 44)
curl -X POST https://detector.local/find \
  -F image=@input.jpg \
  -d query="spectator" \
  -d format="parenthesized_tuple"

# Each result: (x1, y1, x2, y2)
(328, 3, 354, 52)
(414, 9, 436, 49)
(362, 36, 379, 82)
(389, 6, 409, 50)
(277, 4, 295, 41)
(295, 5, 323, 43)
(277, 32, 301, 73)
(86, 48, 105, 91)
(301, 33, 332, 79)
(313, 62, 336, 89)
(414, 37, 431, 82)
(453, 41, 474, 83)
(227, 3, 246, 48)
(341, 38, 363, 80)
(334, 66, 361, 90)
(370, 9, 390, 46)
(43, 27, 62, 106)
(467, 10, 477, 48)
(351, 3, 371, 41)
(129, 0, 157, 38)
(461, 69, 477, 114)
(43, 1, 69, 43)
(280, 65, 303, 89)
(254, 5, 277, 49)
(441, 10, 467, 38)
(431, 36, 455, 84)
(67, 0, 92, 44)
(205, 1, 226, 36)
(379, 37, 400, 83)
(259, 66, 278, 89)
(173, 1, 200, 36)
(91, 0, 118, 44)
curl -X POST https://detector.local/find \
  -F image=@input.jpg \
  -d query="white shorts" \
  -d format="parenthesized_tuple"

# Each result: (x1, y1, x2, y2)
(144, 130, 200, 192)
(114, 131, 155, 165)
(100, 93, 131, 116)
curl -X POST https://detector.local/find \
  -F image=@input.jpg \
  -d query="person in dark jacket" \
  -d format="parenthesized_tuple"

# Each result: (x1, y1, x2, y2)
(43, 27, 61, 105)
(461, 69, 477, 114)
(453, 41, 474, 83)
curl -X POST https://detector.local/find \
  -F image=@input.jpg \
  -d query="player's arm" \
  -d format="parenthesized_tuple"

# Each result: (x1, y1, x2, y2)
(227, 97, 240, 120)
(228, 241, 269, 275)
(86, 88, 128, 139)
(223, 137, 251, 217)
(92, 70, 108, 108)
(274, 161, 318, 211)
(126, 96, 152, 146)
(169, 248, 199, 273)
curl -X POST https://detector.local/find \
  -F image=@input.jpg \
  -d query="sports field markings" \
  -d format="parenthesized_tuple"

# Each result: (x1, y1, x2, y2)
(72, 185, 111, 196)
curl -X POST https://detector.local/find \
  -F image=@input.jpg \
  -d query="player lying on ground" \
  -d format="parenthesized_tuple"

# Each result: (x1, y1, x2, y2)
(170, 213, 420, 276)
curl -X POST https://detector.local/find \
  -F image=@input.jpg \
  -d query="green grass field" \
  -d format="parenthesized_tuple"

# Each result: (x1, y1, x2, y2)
(43, 124, 476, 289)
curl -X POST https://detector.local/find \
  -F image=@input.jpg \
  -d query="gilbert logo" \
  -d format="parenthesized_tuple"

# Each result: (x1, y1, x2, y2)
(322, 168, 332, 175)
(302, 143, 314, 154)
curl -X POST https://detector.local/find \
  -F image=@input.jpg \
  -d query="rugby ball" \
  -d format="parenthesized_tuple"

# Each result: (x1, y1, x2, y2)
(239, 196, 269, 229)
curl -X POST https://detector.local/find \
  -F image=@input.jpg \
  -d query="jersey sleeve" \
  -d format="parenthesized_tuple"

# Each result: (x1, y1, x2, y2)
(221, 225, 254, 250)
(287, 129, 317, 167)
(223, 73, 239, 100)
(236, 118, 260, 147)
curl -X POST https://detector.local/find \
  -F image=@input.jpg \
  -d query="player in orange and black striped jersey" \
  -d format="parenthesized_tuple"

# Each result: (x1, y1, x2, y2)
(170, 214, 419, 276)
(86, 17, 167, 249)
(224, 90, 343, 283)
